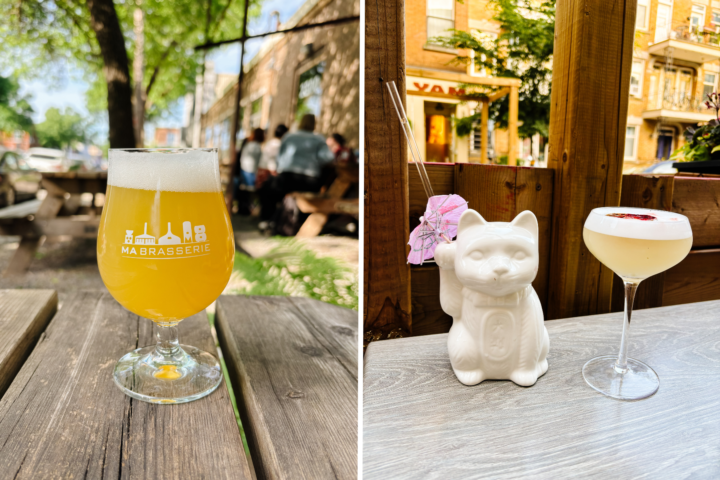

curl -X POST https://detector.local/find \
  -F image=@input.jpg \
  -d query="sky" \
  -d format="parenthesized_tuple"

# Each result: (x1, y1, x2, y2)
(19, 0, 307, 144)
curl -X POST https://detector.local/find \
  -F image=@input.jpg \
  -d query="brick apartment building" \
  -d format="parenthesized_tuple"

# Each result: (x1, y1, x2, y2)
(188, 0, 359, 171)
(625, 0, 720, 171)
(153, 128, 182, 147)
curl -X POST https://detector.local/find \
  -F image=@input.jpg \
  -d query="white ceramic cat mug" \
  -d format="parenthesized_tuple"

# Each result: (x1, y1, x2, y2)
(435, 209, 549, 387)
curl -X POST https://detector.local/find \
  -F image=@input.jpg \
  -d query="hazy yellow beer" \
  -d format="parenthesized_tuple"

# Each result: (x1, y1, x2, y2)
(98, 152, 234, 323)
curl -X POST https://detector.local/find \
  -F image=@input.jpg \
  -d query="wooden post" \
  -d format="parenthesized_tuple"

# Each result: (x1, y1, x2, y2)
(546, 0, 637, 320)
(508, 86, 519, 166)
(364, 0, 411, 340)
(480, 99, 489, 164)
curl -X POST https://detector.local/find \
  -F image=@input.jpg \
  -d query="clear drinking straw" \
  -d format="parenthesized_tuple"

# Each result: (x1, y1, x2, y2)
(386, 81, 434, 199)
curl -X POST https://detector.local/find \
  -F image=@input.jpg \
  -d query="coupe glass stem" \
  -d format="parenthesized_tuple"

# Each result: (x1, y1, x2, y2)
(156, 323, 180, 358)
(616, 280, 639, 373)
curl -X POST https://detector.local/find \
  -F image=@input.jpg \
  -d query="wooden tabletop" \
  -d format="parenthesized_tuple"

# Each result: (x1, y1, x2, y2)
(216, 295, 358, 480)
(0, 291, 251, 479)
(364, 300, 720, 479)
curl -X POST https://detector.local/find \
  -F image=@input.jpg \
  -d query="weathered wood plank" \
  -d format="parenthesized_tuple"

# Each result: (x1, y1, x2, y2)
(663, 249, 720, 306)
(455, 164, 554, 315)
(364, 0, 410, 335)
(0, 289, 57, 399)
(672, 176, 720, 248)
(364, 300, 720, 478)
(216, 295, 357, 480)
(0, 291, 251, 479)
(546, 0, 637, 319)
(611, 174, 675, 311)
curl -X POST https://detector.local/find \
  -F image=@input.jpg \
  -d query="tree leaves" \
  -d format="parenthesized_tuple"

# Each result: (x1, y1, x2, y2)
(36, 107, 88, 149)
(0, 75, 34, 133)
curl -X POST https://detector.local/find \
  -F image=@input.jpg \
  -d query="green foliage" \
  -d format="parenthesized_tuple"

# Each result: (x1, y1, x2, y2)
(671, 120, 720, 163)
(0, 0, 259, 129)
(437, 0, 555, 140)
(232, 238, 358, 310)
(0, 75, 34, 132)
(35, 107, 87, 149)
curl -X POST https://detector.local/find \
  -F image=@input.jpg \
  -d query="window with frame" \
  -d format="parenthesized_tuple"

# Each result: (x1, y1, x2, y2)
(703, 73, 717, 99)
(625, 126, 637, 159)
(296, 62, 325, 122)
(636, 0, 649, 30)
(250, 98, 263, 129)
(713, 10, 720, 25)
(166, 132, 175, 145)
(427, 0, 454, 45)
(691, 5, 706, 32)
(630, 61, 644, 98)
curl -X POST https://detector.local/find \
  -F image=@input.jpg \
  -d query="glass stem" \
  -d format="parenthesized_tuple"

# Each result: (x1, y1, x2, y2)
(616, 280, 639, 374)
(155, 323, 180, 359)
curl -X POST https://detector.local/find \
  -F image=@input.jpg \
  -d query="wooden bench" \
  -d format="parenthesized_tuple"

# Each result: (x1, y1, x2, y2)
(0, 290, 357, 479)
(0, 172, 107, 275)
(364, 300, 720, 478)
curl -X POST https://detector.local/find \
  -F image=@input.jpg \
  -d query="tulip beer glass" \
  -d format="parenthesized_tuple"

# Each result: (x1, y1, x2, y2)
(98, 148, 234, 403)
(583, 207, 692, 400)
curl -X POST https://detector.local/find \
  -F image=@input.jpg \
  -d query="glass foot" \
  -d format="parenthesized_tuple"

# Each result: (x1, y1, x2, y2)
(582, 355, 659, 401)
(113, 344, 222, 404)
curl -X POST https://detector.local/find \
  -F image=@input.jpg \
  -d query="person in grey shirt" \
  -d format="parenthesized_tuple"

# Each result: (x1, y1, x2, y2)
(258, 114, 334, 228)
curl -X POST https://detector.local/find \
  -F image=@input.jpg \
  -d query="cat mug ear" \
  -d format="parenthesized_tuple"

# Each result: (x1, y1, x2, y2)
(457, 209, 487, 236)
(510, 210, 539, 242)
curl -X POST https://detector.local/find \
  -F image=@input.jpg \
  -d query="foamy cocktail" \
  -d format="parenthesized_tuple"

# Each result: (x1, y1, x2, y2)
(582, 207, 692, 400)
(98, 148, 234, 404)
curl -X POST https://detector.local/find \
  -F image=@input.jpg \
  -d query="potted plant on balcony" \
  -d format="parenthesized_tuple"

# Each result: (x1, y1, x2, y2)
(671, 92, 720, 174)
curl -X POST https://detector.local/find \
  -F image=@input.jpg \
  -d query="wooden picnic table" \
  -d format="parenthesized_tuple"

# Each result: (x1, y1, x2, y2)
(0, 290, 357, 479)
(0, 171, 107, 275)
(363, 300, 720, 479)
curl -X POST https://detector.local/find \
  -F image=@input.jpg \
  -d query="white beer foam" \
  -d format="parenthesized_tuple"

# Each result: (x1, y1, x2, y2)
(585, 207, 692, 241)
(108, 149, 221, 192)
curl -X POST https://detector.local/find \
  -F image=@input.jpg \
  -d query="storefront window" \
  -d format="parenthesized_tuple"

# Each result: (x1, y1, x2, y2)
(425, 101, 454, 162)
(296, 62, 325, 123)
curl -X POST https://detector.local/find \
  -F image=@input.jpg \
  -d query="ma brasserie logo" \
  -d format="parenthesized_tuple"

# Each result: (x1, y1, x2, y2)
(122, 221, 210, 259)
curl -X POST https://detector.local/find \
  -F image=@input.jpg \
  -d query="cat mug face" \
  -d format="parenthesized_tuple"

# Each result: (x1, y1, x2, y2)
(454, 210, 540, 297)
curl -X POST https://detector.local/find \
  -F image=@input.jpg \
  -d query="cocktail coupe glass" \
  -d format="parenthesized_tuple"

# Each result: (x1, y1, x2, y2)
(582, 207, 692, 400)
(97, 149, 235, 403)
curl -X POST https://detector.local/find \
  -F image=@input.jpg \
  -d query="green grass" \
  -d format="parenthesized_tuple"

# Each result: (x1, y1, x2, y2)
(231, 238, 358, 310)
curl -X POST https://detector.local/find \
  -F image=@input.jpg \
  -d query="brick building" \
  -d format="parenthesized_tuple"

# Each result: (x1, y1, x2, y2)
(1, 131, 31, 152)
(196, 0, 359, 170)
(624, 0, 720, 171)
(405, 0, 524, 164)
(153, 128, 182, 147)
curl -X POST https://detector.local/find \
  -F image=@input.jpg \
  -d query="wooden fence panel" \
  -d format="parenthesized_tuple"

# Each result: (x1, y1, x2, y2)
(410, 265, 452, 337)
(408, 163, 455, 232)
(672, 177, 720, 248)
(663, 249, 720, 306)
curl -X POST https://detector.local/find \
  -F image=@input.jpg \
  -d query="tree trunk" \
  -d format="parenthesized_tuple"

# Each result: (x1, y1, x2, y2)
(87, 0, 136, 148)
(133, 3, 145, 147)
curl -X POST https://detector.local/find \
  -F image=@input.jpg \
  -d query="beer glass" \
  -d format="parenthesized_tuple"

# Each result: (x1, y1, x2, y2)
(98, 148, 234, 403)
(582, 207, 692, 400)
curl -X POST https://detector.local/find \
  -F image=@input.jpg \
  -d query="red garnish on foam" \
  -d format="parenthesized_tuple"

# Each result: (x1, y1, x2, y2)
(606, 213, 657, 221)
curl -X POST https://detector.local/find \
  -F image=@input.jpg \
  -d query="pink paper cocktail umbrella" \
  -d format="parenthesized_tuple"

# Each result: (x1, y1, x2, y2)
(408, 194, 468, 264)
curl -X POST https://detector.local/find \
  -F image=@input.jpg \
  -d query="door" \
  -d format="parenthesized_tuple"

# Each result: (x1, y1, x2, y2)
(656, 130, 674, 160)
(655, 4, 672, 42)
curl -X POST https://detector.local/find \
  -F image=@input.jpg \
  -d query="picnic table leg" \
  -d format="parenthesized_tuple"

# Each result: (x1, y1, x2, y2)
(4, 180, 66, 275)
(296, 179, 352, 237)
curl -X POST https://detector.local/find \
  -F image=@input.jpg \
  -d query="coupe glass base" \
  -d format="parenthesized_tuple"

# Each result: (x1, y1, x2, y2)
(113, 344, 222, 404)
(582, 355, 659, 401)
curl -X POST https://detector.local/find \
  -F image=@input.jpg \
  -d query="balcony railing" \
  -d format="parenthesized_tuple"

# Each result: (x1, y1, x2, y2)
(647, 88, 708, 113)
(669, 25, 720, 47)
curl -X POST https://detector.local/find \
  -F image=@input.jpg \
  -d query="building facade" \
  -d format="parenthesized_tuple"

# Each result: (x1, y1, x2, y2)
(626, 0, 720, 171)
(195, 0, 359, 171)
(153, 128, 182, 147)
(406, 0, 527, 164)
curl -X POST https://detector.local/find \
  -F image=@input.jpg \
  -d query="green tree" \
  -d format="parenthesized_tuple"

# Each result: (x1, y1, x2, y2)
(0, 0, 256, 147)
(439, 0, 555, 141)
(35, 107, 88, 149)
(0, 75, 34, 133)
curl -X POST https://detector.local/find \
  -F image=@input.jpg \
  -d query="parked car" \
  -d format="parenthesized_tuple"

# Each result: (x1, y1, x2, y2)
(642, 160, 678, 174)
(24, 147, 72, 172)
(0, 148, 42, 207)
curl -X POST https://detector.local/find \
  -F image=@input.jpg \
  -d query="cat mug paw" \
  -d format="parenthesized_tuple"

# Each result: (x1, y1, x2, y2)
(438, 209, 550, 387)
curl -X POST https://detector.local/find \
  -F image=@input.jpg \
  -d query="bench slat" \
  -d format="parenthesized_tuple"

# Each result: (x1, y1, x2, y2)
(0, 291, 252, 479)
(216, 295, 358, 480)
(0, 289, 57, 399)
